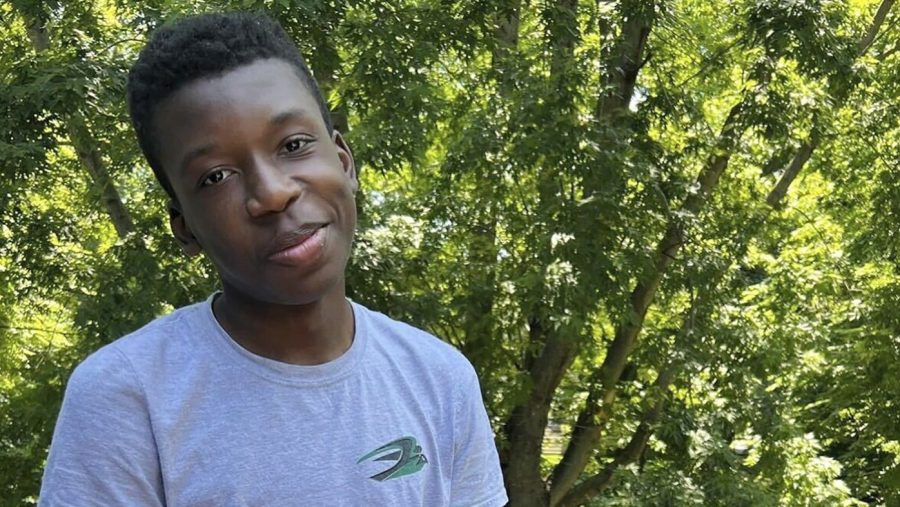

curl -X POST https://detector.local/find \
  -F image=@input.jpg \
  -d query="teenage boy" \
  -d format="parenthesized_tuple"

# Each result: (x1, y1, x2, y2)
(39, 12, 507, 507)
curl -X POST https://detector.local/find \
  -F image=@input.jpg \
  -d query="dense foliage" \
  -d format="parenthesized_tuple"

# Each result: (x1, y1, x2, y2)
(1, 0, 898, 505)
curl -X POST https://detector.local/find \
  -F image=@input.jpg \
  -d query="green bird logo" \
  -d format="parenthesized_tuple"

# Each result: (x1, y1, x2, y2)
(357, 436, 429, 481)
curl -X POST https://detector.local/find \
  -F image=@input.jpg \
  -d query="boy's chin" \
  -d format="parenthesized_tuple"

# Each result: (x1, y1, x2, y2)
(220, 271, 346, 308)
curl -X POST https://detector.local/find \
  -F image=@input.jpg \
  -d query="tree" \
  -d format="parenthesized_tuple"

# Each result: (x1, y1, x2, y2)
(1, 0, 899, 505)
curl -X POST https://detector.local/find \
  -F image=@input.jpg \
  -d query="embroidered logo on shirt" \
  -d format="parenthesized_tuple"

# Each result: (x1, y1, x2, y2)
(357, 436, 428, 481)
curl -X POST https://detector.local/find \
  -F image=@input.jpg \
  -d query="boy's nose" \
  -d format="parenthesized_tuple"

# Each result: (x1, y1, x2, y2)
(245, 159, 301, 217)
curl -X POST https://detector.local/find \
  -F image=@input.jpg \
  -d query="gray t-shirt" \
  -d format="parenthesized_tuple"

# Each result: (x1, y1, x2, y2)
(39, 298, 507, 506)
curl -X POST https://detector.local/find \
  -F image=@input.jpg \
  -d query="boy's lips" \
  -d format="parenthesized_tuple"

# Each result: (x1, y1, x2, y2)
(266, 224, 328, 264)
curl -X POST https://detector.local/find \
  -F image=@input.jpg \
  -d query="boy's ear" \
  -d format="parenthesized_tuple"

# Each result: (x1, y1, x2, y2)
(332, 130, 358, 193)
(168, 200, 202, 257)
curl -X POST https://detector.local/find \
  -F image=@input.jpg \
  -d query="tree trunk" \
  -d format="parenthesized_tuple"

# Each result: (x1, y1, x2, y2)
(502, 2, 582, 504)
(503, 2, 656, 502)
(503, 320, 576, 506)
(582, 0, 654, 224)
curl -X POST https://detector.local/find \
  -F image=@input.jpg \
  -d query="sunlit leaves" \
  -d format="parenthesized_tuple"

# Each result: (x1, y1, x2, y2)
(1, 0, 899, 505)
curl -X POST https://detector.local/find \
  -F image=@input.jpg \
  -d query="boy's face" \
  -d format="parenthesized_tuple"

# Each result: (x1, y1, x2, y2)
(152, 58, 357, 306)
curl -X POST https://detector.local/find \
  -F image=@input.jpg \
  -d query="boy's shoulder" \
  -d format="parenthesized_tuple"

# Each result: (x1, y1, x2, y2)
(59, 301, 205, 420)
(355, 302, 477, 377)
(71, 300, 208, 384)
(72, 299, 476, 387)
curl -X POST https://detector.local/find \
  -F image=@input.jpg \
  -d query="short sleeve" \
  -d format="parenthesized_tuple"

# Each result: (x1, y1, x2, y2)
(38, 347, 164, 507)
(450, 364, 508, 507)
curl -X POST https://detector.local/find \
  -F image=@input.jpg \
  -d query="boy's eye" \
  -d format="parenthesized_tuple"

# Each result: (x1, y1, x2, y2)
(200, 168, 235, 187)
(282, 136, 313, 154)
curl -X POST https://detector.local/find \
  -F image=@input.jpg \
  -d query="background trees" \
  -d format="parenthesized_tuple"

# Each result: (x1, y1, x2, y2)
(1, 0, 898, 505)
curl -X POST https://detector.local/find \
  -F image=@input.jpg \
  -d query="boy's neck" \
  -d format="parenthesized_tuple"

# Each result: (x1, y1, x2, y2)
(211, 287, 355, 366)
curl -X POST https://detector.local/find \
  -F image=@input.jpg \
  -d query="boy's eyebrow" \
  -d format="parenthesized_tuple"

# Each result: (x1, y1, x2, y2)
(179, 143, 216, 174)
(269, 108, 309, 126)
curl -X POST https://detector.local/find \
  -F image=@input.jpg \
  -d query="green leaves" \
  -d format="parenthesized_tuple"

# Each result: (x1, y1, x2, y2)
(1, 0, 899, 505)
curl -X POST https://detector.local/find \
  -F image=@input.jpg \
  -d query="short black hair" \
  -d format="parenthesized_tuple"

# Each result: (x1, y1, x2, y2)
(127, 11, 333, 197)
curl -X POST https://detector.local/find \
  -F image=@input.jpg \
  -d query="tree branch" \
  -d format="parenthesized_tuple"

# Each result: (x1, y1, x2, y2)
(549, 96, 750, 502)
(502, 3, 585, 504)
(556, 357, 680, 507)
(877, 40, 900, 61)
(66, 116, 134, 237)
(857, 0, 895, 58)
(554, 293, 699, 507)
(554, 404, 659, 507)
(766, 131, 820, 208)
(18, 7, 134, 238)
(765, 0, 895, 208)
(595, 0, 652, 122)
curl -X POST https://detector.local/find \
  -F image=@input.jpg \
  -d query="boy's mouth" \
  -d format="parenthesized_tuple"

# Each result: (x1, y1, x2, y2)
(266, 224, 328, 264)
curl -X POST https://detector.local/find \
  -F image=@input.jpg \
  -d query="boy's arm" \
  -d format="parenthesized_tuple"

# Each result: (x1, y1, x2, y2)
(450, 365, 508, 507)
(39, 347, 165, 507)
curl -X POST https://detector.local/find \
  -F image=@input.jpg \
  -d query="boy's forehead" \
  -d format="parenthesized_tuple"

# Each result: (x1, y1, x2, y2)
(151, 58, 323, 146)
(150, 59, 323, 181)
(157, 58, 310, 114)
